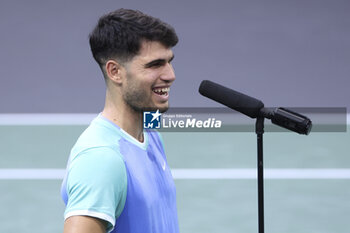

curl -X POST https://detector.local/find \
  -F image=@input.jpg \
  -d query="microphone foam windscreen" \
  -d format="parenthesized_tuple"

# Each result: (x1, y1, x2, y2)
(199, 80, 264, 118)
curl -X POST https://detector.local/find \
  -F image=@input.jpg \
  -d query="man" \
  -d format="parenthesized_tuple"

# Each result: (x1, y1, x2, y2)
(61, 8, 179, 233)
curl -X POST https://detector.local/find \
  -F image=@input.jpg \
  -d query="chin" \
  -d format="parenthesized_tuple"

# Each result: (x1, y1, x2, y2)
(138, 101, 170, 113)
(145, 104, 169, 113)
(157, 102, 170, 113)
(159, 106, 169, 113)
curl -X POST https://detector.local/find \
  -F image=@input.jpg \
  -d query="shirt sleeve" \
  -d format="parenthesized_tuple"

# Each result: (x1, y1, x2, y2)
(64, 146, 127, 232)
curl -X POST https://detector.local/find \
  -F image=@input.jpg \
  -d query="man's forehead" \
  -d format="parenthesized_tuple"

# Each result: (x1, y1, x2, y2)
(136, 41, 173, 61)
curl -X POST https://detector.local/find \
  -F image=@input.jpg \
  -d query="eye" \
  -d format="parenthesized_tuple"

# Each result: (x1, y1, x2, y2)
(150, 62, 163, 68)
(145, 60, 166, 69)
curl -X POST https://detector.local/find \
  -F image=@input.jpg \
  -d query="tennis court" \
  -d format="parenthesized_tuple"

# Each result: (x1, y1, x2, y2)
(0, 116, 349, 233)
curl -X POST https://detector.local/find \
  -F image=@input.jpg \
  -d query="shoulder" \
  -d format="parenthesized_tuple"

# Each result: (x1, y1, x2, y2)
(66, 115, 126, 180)
(67, 146, 127, 191)
(69, 146, 125, 170)
(70, 116, 123, 160)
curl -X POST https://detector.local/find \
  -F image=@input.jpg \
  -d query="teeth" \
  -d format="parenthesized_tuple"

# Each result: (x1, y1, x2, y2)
(153, 87, 170, 93)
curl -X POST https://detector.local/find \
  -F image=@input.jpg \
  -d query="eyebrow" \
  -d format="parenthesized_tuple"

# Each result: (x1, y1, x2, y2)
(144, 54, 175, 68)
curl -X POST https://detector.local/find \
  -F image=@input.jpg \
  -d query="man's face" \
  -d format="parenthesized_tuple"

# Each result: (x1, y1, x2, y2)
(121, 40, 176, 113)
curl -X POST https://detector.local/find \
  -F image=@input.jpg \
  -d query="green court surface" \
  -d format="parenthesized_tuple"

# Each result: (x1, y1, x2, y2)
(0, 125, 349, 233)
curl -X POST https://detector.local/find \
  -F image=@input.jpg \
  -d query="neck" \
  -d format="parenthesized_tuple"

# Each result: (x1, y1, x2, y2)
(102, 90, 144, 142)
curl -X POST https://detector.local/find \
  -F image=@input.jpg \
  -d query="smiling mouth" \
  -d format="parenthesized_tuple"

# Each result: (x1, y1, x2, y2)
(152, 87, 170, 96)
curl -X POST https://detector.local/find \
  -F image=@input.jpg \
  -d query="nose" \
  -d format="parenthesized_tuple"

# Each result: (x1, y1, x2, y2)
(160, 63, 176, 83)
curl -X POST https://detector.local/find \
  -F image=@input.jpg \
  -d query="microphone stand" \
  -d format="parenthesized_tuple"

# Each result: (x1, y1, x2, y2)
(256, 117, 265, 233)
(198, 80, 312, 233)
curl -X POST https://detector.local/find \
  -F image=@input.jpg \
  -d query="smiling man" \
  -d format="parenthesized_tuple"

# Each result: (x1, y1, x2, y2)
(61, 9, 179, 233)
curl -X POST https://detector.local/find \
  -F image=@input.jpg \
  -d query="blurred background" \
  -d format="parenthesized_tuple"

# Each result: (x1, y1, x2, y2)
(0, 0, 349, 232)
(1, 0, 350, 111)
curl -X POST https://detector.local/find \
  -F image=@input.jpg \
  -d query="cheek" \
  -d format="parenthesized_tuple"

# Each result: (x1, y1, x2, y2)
(124, 79, 150, 100)
(125, 69, 158, 95)
(142, 69, 160, 82)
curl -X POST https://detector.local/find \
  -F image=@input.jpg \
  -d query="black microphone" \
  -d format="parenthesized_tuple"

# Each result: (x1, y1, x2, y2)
(199, 80, 312, 135)
(199, 80, 264, 119)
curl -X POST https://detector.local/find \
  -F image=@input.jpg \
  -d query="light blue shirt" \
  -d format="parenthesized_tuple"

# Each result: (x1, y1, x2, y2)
(61, 115, 179, 233)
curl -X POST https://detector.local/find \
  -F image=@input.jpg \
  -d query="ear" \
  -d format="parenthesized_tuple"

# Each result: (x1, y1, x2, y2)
(105, 60, 124, 84)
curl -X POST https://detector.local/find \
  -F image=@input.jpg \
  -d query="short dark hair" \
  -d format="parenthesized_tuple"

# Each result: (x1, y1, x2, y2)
(89, 8, 178, 68)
